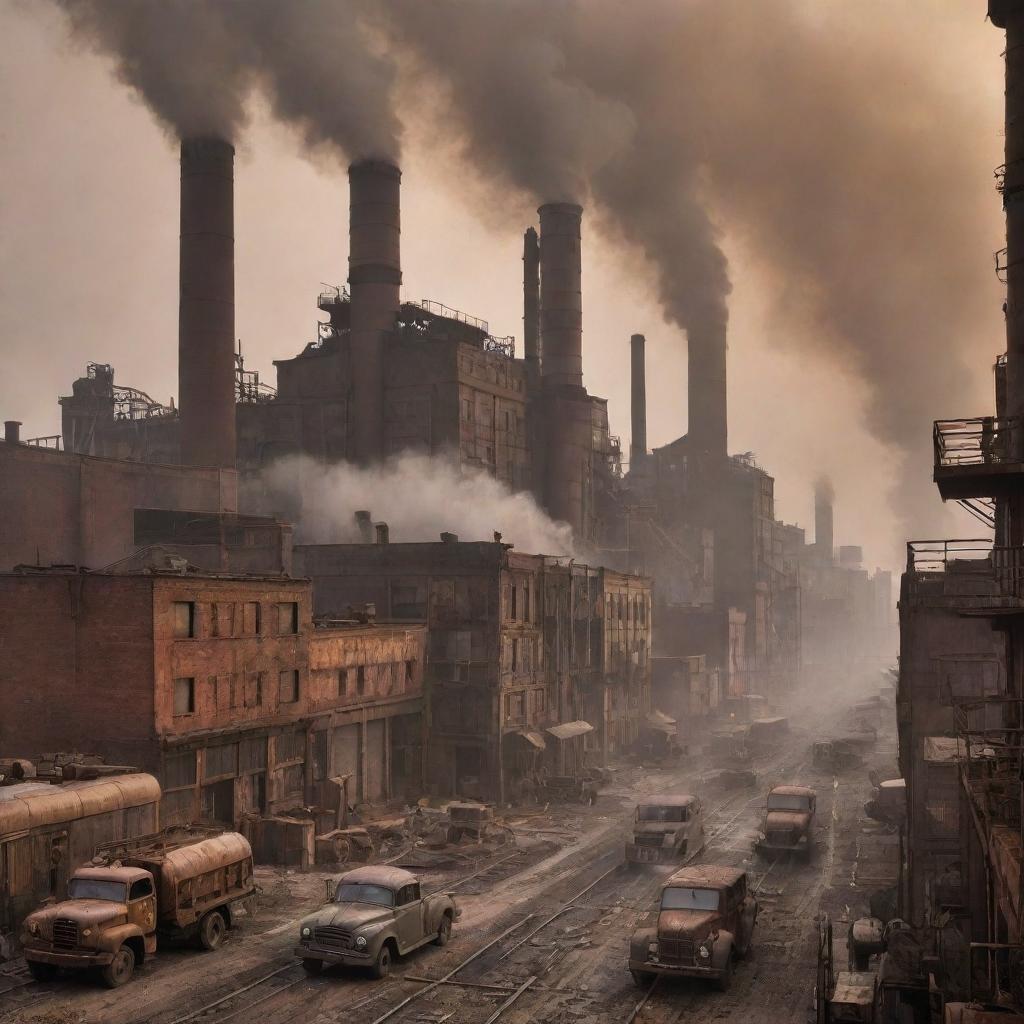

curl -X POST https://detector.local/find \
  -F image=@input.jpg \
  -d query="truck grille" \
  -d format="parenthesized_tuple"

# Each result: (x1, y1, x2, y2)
(314, 926, 354, 950)
(658, 938, 695, 964)
(52, 919, 78, 950)
(634, 834, 665, 848)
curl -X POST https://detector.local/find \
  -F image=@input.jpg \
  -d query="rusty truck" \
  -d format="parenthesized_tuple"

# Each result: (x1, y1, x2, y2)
(625, 794, 705, 866)
(20, 826, 256, 987)
(755, 784, 817, 860)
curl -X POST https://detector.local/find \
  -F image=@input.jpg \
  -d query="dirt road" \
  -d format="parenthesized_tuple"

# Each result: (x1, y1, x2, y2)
(0, 688, 898, 1024)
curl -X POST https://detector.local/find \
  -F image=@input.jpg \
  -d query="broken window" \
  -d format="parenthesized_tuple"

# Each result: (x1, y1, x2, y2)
(173, 677, 195, 716)
(279, 669, 300, 704)
(277, 602, 299, 635)
(405, 660, 415, 685)
(504, 691, 525, 721)
(339, 668, 349, 697)
(163, 750, 197, 790)
(523, 585, 530, 623)
(510, 584, 518, 620)
(391, 582, 426, 619)
(511, 638, 518, 673)
(241, 601, 261, 636)
(172, 602, 195, 639)
(357, 665, 366, 696)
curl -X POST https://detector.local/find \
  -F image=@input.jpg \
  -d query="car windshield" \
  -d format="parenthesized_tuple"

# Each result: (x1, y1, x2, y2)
(638, 805, 688, 823)
(335, 883, 394, 907)
(661, 887, 719, 911)
(68, 878, 128, 903)
(767, 794, 812, 812)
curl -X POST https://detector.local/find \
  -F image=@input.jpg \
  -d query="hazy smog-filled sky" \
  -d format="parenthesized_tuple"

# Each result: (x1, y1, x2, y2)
(0, 1, 1007, 569)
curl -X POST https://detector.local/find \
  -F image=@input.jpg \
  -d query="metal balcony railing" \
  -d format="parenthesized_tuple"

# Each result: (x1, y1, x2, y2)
(906, 538, 994, 573)
(934, 416, 1020, 468)
(24, 435, 62, 450)
(955, 696, 1024, 834)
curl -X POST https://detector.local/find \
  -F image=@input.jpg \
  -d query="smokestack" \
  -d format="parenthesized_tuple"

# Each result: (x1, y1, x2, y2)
(687, 324, 728, 462)
(630, 334, 648, 467)
(539, 203, 583, 389)
(348, 160, 402, 465)
(523, 227, 540, 365)
(178, 137, 236, 470)
(4, 421, 21, 444)
(815, 481, 834, 564)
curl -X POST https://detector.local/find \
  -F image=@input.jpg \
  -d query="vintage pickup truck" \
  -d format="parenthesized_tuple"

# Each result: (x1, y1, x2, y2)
(628, 865, 757, 992)
(625, 794, 705, 866)
(755, 784, 817, 859)
(295, 865, 459, 978)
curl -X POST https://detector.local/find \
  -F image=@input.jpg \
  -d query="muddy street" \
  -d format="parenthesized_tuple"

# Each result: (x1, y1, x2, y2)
(1, 690, 898, 1024)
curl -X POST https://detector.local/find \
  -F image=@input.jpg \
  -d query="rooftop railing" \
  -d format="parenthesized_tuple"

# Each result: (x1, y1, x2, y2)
(411, 299, 489, 333)
(906, 538, 994, 573)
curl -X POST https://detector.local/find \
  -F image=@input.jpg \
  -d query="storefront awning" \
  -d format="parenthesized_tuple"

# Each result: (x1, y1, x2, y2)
(546, 720, 595, 741)
(646, 709, 676, 732)
(518, 731, 547, 750)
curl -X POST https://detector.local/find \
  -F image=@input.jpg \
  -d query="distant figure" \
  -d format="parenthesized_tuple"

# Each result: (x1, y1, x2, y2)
(494, 531, 503, 543)
(10, 761, 25, 781)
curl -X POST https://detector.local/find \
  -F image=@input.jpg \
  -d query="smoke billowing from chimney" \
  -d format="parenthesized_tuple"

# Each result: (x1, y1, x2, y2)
(50, 0, 401, 161)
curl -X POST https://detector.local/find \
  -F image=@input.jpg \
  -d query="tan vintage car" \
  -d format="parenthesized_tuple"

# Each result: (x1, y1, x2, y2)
(628, 865, 758, 991)
(296, 866, 459, 979)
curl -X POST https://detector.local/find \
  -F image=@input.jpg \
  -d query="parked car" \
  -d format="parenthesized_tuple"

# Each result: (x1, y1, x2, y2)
(295, 866, 459, 979)
(628, 865, 758, 992)
(755, 785, 817, 859)
(625, 794, 705, 866)
(21, 827, 255, 988)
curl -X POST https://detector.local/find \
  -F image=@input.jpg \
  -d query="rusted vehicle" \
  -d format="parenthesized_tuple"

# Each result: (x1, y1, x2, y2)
(755, 785, 817, 859)
(628, 865, 757, 992)
(446, 802, 492, 842)
(864, 779, 906, 828)
(21, 827, 256, 987)
(813, 739, 864, 773)
(0, 772, 160, 960)
(296, 865, 459, 979)
(748, 716, 790, 752)
(625, 795, 705, 866)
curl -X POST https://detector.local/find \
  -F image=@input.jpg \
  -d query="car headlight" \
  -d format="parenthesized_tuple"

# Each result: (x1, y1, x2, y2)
(699, 943, 711, 959)
(29, 922, 40, 936)
(355, 935, 367, 949)
(301, 926, 311, 938)
(81, 928, 92, 938)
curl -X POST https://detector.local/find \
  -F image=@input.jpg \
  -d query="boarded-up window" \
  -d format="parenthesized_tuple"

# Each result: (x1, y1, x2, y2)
(277, 602, 299, 635)
(161, 788, 196, 826)
(311, 730, 328, 782)
(163, 749, 197, 790)
(391, 583, 426, 619)
(276, 729, 305, 764)
(244, 673, 263, 708)
(279, 763, 304, 797)
(173, 677, 195, 716)
(173, 602, 195, 639)
(211, 602, 235, 638)
(204, 742, 238, 781)
(279, 669, 299, 704)
(504, 692, 525, 720)
(239, 736, 267, 773)
(241, 602, 261, 636)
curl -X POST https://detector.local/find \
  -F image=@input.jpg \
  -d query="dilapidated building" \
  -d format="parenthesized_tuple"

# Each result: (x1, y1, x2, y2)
(294, 538, 651, 804)
(0, 566, 426, 834)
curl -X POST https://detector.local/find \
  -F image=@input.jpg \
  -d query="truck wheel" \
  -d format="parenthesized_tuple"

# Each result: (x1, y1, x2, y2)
(101, 945, 136, 989)
(301, 958, 324, 976)
(198, 910, 226, 950)
(434, 914, 452, 947)
(713, 956, 733, 993)
(370, 943, 392, 979)
(26, 960, 58, 982)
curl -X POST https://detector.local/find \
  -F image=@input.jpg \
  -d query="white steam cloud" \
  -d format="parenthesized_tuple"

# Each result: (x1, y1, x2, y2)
(260, 453, 576, 555)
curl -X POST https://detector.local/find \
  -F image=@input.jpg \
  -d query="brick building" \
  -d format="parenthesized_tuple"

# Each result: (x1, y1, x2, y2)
(0, 567, 426, 835)
(293, 539, 651, 803)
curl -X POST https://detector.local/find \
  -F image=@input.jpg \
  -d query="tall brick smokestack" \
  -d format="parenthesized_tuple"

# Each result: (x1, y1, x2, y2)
(348, 160, 401, 464)
(688, 324, 728, 463)
(539, 203, 583, 389)
(178, 138, 236, 470)
(523, 226, 540, 365)
(630, 333, 648, 467)
(815, 479, 834, 564)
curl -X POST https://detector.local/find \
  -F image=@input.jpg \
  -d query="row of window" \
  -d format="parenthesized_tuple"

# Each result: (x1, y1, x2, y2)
(173, 670, 300, 717)
(172, 600, 300, 640)
(606, 592, 649, 626)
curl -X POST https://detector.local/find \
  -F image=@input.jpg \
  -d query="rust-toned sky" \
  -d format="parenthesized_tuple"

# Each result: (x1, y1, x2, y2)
(0, 1, 1007, 569)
